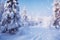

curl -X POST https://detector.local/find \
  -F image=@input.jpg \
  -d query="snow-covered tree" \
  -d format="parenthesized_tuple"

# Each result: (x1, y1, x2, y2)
(0, 0, 21, 34)
(21, 6, 29, 27)
(53, 0, 60, 29)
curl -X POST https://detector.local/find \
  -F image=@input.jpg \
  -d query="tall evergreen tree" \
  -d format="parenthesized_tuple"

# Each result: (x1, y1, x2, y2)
(53, 0, 60, 29)
(1, 0, 21, 34)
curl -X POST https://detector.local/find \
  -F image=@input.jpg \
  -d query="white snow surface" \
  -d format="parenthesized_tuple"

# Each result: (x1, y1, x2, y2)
(0, 16, 60, 40)
(0, 25, 60, 40)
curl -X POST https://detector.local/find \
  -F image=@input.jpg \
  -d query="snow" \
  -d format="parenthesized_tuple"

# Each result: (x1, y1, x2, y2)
(0, 0, 60, 40)
(0, 24, 60, 40)
(0, 16, 60, 40)
(0, 12, 60, 40)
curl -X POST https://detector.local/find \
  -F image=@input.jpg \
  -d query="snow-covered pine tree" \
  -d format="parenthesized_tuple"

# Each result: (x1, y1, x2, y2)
(21, 7, 29, 26)
(53, 0, 60, 29)
(1, 0, 21, 34)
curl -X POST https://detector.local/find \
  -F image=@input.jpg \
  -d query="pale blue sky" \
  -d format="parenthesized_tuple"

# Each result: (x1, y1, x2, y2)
(20, 0, 53, 16)
(0, 0, 53, 16)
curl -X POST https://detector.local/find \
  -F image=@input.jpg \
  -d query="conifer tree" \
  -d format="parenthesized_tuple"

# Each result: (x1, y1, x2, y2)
(53, 0, 60, 29)
(1, 0, 21, 34)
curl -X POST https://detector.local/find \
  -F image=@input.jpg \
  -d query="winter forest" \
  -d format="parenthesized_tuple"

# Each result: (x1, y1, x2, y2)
(0, 0, 60, 40)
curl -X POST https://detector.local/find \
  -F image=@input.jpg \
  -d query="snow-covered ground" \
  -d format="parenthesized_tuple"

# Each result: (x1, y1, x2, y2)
(0, 16, 59, 40)
(0, 18, 60, 40)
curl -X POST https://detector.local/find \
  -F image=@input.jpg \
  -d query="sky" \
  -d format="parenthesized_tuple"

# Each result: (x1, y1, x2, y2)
(20, 0, 53, 17)
(0, 0, 53, 17)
